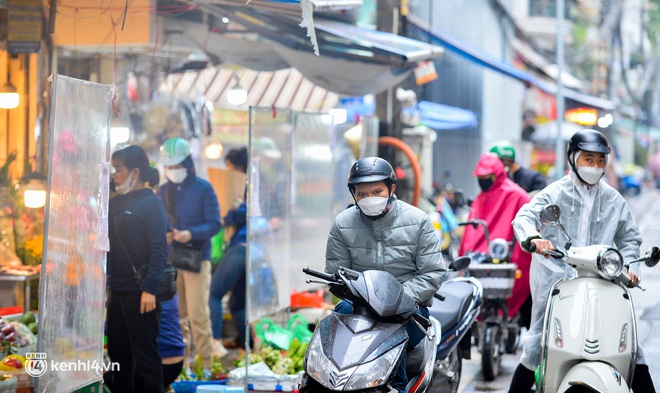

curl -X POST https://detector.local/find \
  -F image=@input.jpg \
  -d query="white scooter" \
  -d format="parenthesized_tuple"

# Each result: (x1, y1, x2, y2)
(529, 205, 660, 393)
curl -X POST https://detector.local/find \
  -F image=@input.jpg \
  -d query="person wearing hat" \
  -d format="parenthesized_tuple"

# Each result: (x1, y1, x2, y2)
(325, 157, 446, 392)
(508, 129, 655, 392)
(489, 141, 546, 195)
(459, 153, 532, 328)
(157, 137, 223, 376)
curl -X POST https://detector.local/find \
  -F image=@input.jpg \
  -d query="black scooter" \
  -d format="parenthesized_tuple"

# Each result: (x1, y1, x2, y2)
(298, 256, 478, 393)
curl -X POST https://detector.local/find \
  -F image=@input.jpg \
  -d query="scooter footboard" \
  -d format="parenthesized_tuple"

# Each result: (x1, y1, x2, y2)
(557, 362, 629, 393)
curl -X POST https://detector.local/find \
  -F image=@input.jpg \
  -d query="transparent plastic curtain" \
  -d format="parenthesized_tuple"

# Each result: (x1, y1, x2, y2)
(288, 112, 335, 294)
(246, 107, 293, 322)
(37, 75, 112, 392)
(245, 109, 336, 323)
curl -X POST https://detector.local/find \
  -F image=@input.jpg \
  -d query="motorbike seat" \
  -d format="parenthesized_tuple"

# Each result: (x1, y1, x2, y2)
(428, 280, 475, 333)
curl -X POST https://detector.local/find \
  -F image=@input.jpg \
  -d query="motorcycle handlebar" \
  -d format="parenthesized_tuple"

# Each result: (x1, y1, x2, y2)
(458, 219, 491, 245)
(527, 242, 565, 259)
(303, 267, 335, 282)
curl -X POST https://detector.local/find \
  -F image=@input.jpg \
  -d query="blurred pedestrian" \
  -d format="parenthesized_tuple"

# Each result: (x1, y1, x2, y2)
(489, 141, 546, 195)
(158, 137, 222, 376)
(159, 294, 186, 391)
(107, 144, 167, 393)
(209, 147, 250, 351)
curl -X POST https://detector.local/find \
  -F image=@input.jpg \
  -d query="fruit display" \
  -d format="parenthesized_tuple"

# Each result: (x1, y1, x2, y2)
(0, 314, 38, 359)
(0, 316, 16, 355)
(0, 355, 25, 371)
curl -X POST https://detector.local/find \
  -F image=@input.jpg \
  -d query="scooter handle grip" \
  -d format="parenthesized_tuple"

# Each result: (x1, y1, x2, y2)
(303, 267, 335, 282)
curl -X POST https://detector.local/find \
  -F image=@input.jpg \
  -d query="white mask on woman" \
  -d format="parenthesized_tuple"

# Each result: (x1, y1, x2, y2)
(357, 196, 389, 217)
(166, 168, 188, 184)
(115, 171, 137, 194)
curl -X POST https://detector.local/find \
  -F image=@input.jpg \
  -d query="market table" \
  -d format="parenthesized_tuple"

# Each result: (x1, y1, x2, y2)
(0, 272, 39, 313)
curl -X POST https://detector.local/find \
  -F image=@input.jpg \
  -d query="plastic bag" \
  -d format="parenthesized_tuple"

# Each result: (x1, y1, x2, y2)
(286, 314, 312, 343)
(254, 318, 294, 350)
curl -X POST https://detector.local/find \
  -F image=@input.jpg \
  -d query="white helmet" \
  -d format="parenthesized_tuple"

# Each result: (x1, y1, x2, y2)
(159, 137, 190, 166)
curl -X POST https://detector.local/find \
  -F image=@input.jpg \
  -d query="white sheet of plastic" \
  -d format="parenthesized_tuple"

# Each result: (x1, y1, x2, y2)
(246, 107, 293, 322)
(288, 113, 334, 292)
(36, 75, 112, 392)
(245, 109, 336, 324)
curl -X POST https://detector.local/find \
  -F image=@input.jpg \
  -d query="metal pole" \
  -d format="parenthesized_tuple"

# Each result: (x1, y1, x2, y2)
(555, 0, 566, 180)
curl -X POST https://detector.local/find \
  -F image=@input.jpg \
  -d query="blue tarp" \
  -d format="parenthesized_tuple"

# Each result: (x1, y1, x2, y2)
(403, 100, 478, 130)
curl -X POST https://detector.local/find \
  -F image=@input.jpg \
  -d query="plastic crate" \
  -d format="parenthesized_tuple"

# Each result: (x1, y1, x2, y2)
(468, 263, 517, 299)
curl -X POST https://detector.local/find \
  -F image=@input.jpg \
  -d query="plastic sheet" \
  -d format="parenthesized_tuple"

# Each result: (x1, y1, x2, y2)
(246, 108, 292, 322)
(36, 75, 112, 392)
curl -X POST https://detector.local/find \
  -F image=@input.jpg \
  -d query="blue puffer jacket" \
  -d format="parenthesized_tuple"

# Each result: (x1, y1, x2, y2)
(157, 172, 222, 261)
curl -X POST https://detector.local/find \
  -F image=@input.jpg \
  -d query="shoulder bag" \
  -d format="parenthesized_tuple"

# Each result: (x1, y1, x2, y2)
(168, 241, 204, 273)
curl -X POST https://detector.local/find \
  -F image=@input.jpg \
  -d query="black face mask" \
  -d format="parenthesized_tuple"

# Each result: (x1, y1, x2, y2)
(478, 178, 494, 192)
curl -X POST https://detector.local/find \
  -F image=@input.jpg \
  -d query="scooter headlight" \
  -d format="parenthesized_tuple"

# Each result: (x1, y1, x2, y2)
(305, 332, 405, 391)
(345, 342, 406, 390)
(597, 248, 623, 279)
(305, 333, 332, 386)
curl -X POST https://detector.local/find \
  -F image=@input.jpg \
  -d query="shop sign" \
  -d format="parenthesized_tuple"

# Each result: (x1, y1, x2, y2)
(7, 0, 42, 54)
(414, 60, 438, 85)
(526, 86, 556, 121)
(564, 107, 598, 126)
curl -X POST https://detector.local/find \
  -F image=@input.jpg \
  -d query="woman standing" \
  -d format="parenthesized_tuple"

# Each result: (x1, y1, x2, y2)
(107, 145, 167, 393)
(158, 137, 222, 375)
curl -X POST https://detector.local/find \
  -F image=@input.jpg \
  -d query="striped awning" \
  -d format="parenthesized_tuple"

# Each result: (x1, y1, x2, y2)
(161, 66, 339, 113)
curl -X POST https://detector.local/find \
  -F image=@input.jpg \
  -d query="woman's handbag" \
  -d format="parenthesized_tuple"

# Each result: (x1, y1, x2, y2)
(168, 242, 204, 272)
(139, 262, 177, 302)
(113, 215, 177, 302)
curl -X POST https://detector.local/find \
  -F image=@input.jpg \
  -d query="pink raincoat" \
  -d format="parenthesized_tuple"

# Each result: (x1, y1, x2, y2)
(459, 153, 532, 318)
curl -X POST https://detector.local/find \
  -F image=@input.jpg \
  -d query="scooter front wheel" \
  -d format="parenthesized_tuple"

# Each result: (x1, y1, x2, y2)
(481, 324, 502, 381)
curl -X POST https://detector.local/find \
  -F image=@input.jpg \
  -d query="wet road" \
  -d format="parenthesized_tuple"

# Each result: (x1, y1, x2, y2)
(456, 186, 660, 392)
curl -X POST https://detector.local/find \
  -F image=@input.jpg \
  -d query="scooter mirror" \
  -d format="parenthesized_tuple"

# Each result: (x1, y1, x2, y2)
(540, 205, 561, 223)
(449, 256, 471, 272)
(645, 246, 660, 268)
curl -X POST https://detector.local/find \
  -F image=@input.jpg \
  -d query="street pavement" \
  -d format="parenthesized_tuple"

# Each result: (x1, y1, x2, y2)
(457, 185, 660, 392)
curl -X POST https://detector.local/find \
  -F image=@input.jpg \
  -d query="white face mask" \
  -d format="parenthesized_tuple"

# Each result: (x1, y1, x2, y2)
(577, 165, 604, 185)
(166, 168, 188, 184)
(357, 196, 389, 217)
(115, 171, 137, 195)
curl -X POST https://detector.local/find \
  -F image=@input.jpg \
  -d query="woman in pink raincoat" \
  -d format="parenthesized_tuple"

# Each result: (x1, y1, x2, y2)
(459, 153, 532, 325)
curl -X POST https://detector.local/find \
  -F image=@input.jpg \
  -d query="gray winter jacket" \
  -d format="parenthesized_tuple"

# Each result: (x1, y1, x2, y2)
(325, 196, 446, 306)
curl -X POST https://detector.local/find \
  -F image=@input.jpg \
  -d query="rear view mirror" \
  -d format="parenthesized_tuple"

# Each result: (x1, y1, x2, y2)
(449, 256, 471, 272)
(539, 204, 572, 250)
(645, 246, 660, 268)
(540, 205, 561, 224)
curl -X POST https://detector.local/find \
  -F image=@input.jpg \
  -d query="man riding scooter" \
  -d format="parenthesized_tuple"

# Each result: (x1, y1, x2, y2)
(508, 129, 656, 392)
(325, 156, 446, 393)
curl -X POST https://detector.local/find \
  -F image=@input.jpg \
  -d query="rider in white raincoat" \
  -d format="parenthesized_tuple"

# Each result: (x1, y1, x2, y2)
(507, 129, 655, 392)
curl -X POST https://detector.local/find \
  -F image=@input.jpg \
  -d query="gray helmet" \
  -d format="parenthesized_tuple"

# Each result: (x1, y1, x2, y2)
(347, 157, 396, 191)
